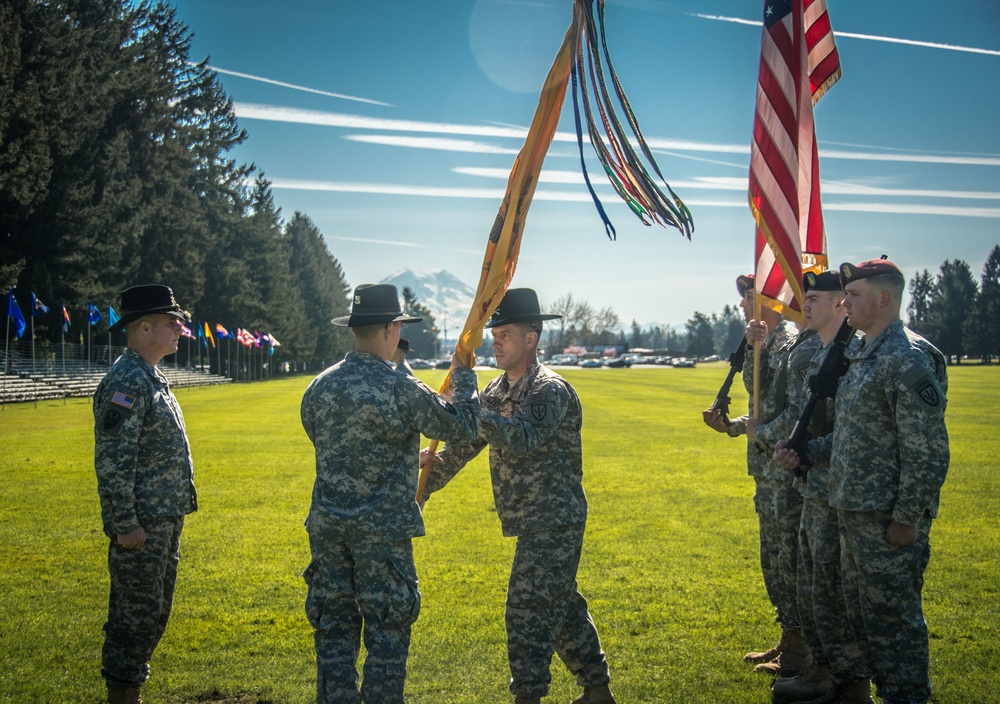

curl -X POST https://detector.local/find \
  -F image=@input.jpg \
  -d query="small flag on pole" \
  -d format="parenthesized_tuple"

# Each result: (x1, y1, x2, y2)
(62, 305, 71, 333)
(203, 321, 216, 348)
(31, 293, 50, 316)
(180, 323, 195, 339)
(108, 306, 121, 328)
(88, 303, 103, 325)
(215, 323, 231, 339)
(7, 290, 27, 339)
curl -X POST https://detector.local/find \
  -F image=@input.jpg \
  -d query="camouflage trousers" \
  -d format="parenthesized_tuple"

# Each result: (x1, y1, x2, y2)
(839, 510, 933, 704)
(506, 522, 610, 699)
(797, 497, 865, 681)
(102, 515, 184, 688)
(753, 477, 802, 630)
(304, 536, 420, 704)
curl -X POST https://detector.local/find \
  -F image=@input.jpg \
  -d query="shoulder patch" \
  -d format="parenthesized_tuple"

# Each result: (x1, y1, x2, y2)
(898, 364, 945, 412)
(530, 402, 547, 422)
(914, 379, 940, 407)
(99, 403, 132, 436)
(111, 391, 137, 410)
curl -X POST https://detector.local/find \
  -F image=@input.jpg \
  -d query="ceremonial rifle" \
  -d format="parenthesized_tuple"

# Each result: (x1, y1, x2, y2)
(709, 336, 747, 426)
(786, 317, 854, 473)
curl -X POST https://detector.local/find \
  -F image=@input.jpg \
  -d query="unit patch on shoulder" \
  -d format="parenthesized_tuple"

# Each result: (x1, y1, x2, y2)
(915, 380, 940, 407)
(99, 390, 137, 437)
(530, 403, 548, 422)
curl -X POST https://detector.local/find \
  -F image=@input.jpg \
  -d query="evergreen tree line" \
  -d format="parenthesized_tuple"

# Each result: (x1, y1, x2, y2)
(1, 0, 353, 369)
(906, 245, 1000, 364)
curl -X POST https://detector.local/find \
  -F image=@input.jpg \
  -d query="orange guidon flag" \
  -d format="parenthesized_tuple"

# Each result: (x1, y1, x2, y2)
(415, 25, 573, 499)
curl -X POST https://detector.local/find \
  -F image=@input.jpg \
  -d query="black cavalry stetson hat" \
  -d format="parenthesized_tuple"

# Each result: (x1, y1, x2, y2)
(331, 284, 423, 327)
(110, 284, 190, 333)
(484, 288, 561, 329)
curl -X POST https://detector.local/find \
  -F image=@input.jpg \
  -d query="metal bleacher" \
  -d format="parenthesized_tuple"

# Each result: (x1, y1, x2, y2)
(1, 363, 231, 405)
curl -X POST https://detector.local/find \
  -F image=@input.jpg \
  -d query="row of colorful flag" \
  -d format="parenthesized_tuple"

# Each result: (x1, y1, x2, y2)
(181, 321, 282, 352)
(6, 290, 280, 351)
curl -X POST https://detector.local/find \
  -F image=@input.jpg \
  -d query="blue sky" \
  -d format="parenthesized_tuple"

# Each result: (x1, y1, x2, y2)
(169, 0, 1000, 327)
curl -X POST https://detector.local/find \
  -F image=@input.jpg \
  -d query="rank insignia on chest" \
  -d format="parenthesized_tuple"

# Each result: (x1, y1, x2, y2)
(530, 403, 547, 422)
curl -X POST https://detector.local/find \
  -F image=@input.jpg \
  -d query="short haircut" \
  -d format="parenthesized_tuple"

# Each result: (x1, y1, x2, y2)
(864, 271, 905, 301)
(516, 320, 542, 336)
(351, 323, 389, 342)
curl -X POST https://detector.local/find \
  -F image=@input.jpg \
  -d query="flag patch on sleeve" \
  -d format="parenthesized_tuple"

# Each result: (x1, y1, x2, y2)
(111, 391, 137, 410)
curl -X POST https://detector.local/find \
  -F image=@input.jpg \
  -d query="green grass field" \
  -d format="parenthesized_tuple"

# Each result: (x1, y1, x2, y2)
(1, 364, 997, 703)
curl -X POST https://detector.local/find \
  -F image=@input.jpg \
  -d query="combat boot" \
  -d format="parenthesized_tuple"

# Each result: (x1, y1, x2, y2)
(771, 664, 832, 703)
(107, 687, 142, 704)
(754, 629, 811, 676)
(571, 684, 618, 703)
(800, 677, 873, 704)
(745, 629, 787, 664)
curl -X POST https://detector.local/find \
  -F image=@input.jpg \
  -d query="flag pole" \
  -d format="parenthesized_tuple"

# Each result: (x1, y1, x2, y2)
(60, 302, 65, 377)
(3, 310, 9, 412)
(30, 305, 35, 376)
(753, 293, 761, 419)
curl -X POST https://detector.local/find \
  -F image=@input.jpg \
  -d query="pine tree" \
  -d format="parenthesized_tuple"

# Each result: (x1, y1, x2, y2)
(924, 260, 978, 364)
(286, 212, 351, 367)
(962, 246, 1000, 363)
(401, 287, 438, 359)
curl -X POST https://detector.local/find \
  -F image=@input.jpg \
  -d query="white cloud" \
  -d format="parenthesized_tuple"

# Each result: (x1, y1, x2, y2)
(343, 135, 520, 155)
(269, 177, 1000, 217)
(236, 102, 1000, 167)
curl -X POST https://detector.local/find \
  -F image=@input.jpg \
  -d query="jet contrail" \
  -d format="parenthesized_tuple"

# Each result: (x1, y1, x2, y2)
(191, 63, 394, 107)
(690, 14, 1000, 56)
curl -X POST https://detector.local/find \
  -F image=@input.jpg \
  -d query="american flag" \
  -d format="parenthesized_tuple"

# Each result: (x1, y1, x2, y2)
(748, 0, 841, 319)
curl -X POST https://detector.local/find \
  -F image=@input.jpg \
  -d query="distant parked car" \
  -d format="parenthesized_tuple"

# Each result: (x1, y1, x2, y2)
(702, 354, 722, 363)
(672, 357, 696, 368)
(409, 358, 431, 369)
(579, 359, 603, 368)
(548, 354, 577, 366)
(433, 358, 451, 370)
(603, 355, 633, 368)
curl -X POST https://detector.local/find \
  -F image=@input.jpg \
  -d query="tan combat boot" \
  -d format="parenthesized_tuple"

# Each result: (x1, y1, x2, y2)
(570, 684, 618, 704)
(107, 687, 142, 704)
(771, 664, 832, 703)
(744, 629, 787, 664)
(754, 629, 812, 676)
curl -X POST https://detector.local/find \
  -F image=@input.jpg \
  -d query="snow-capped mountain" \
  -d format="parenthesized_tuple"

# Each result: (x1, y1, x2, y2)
(380, 268, 475, 327)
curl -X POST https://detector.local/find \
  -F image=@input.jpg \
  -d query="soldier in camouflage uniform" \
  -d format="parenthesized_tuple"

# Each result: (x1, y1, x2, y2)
(391, 337, 415, 377)
(300, 284, 480, 704)
(93, 285, 197, 704)
(769, 271, 869, 704)
(776, 259, 948, 704)
(420, 289, 615, 704)
(703, 275, 809, 675)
